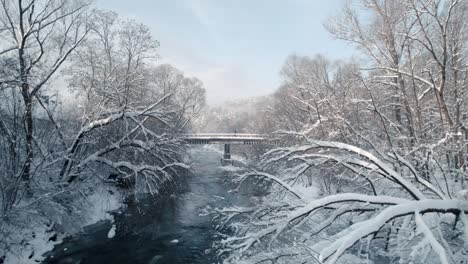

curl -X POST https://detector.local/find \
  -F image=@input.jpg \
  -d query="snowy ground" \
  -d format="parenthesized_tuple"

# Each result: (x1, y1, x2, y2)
(2, 185, 123, 264)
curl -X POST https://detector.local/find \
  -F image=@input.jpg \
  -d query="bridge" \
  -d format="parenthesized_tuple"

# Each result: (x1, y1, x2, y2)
(182, 133, 274, 161)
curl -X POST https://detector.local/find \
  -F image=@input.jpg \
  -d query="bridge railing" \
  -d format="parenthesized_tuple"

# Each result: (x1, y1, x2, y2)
(181, 133, 267, 139)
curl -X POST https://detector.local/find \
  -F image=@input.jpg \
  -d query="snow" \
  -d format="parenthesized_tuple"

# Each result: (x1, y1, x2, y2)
(222, 193, 411, 254)
(460, 211, 468, 246)
(457, 190, 468, 200)
(84, 186, 122, 225)
(200, 144, 223, 153)
(220, 165, 242, 172)
(216, 130, 468, 263)
(3, 185, 124, 264)
(337, 253, 373, 264)
(240, 171, 306, 201)
(107, 225, 117, 239)
(272, 138, 427, 200)
(320, 199, 468, 263)
(213, 195, 225, 200)
(3, 224, 62, 264)
(291, 184, 320, 202)
(415, 213, 449, 264)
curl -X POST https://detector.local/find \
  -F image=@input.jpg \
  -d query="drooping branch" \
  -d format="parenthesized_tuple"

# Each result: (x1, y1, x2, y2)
(320, 199, 467, 263)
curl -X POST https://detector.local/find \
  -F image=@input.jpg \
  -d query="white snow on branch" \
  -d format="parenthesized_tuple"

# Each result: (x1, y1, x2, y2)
(320, 200, 468, 264)
(239, 171, 305, 201)
(414, 213, 449, 264)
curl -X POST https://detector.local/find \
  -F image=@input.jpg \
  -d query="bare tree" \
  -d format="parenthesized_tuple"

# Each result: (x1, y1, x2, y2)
(60, 11, 194, 191)
(217, 1, 468, 263)
(0, 0, 90, 182)
(218, 133, 468, 264)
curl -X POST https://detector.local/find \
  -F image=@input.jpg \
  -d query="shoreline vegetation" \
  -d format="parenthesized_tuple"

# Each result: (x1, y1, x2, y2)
(1, 0, 467, 263)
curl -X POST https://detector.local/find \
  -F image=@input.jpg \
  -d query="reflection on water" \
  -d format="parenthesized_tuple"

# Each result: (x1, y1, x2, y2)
(43, 149, 248, 264)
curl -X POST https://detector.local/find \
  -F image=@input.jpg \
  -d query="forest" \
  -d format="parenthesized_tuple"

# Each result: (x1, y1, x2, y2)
(0, 0, 467, 263)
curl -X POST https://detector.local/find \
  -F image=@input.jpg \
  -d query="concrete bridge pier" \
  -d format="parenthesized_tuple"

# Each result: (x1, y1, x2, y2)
(223, 144, 231, 160)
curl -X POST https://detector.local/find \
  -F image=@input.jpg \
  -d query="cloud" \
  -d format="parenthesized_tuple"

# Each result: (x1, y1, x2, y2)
(160, 52, 269, 104)
(183, 0, 222, 44)
(194, 64, 267, 104)
(185, 0, 213, 29)
(157, 0, 276, 104)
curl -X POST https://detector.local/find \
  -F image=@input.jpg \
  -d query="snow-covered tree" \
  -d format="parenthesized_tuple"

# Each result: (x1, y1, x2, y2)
(0, 0, 90, 213)
(218, 133, 468, 263)
(216, 1, 468, 263)
(0, 5, 205, 261)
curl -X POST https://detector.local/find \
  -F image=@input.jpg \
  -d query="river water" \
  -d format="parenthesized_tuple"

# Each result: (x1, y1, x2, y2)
(43, 148, 249, 264)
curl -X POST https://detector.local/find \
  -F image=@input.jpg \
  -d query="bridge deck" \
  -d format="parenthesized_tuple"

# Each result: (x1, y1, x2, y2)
(182, 133, 269, 145)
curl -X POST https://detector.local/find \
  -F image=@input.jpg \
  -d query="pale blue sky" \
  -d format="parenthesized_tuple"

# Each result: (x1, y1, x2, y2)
(96, 0, 354, 104)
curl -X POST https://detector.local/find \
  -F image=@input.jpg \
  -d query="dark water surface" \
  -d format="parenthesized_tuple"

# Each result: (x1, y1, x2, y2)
(43, 148, 246, 264)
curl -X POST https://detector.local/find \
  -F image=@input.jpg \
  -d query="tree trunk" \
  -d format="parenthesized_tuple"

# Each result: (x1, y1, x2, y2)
(21, 84, 33, 181)
(19, 39, 33, 181)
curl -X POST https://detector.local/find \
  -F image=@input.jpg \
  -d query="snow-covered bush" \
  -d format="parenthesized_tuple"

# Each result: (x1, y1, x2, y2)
(217, 134, 468, 263)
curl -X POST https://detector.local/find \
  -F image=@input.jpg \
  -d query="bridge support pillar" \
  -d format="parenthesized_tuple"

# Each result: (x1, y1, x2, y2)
(223, 144, 231, 160)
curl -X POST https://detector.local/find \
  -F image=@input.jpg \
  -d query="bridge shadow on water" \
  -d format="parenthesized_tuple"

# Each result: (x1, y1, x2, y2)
(42, 148, 254, 264)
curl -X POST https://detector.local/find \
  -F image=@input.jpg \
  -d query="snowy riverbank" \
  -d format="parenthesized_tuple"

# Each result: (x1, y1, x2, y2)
(1, 185, 123, 264)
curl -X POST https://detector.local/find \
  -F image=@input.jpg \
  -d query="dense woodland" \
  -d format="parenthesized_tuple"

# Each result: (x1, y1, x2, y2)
(1, 0, 468, 263)
(213, 1, 468, 263)
(0, 1, 205, 261)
